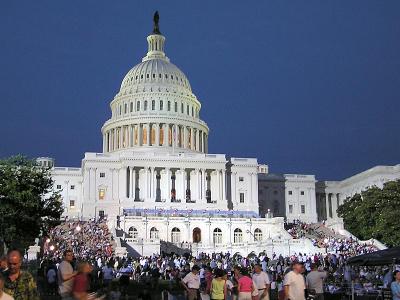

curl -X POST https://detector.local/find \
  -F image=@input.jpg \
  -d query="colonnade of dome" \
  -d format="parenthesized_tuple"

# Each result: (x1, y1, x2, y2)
(101, 18, 209, 154)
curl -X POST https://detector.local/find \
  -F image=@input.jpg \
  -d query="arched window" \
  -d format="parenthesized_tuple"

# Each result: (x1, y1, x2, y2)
(234, 228, 243, 243)
(144, 101, 148, 111)
(136, 101, 140, 111)
(150, 227, 159, 239)
(213, 228, 222, 244)
(151, 100, 155, 110)
(128, 227, 138, 239)
(254, 228, 263, 241)
(171, 227, 181, 243)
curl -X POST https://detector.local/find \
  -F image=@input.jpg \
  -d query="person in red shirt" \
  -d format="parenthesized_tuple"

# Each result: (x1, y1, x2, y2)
(238, 268, 255, 300)
(72, 261, 92, 300)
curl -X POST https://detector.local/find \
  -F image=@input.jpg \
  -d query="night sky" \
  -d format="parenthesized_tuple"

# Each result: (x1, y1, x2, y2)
(1, 1, 399, 180)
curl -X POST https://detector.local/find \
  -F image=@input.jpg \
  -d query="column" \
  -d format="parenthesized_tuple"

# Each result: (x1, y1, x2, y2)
(202, 133, 206, 153)
(232, 172, 237, 206)
(129, 125, 132, 147)
(325, 193, 330, 220)
(190, 127, 194, 150)
(119, 127, 123, 149)
(217, 170, 221, 203)
(195, 129, 199, 151)
(102, 134, 106, 152)
(146, 124, 150, 146)
(197, 169, 201, 201)
(144, 168, 149, 199)
(201, 169, 207, 204)
(113, 129, 117, 150)
(252, 173, 258, 209)
(151, 168, 156, 200)
(155, 123, 160, 146)
(183, 126, 187, 149)
(166, 168, 171, 203)
(131, 168, 136, 200)
(163, 124, 168, 146)
(181, 168, 186, 201)
(222, 169, 226, 201)
(108, 132, 111, 152)
(137, 124, 141, 146)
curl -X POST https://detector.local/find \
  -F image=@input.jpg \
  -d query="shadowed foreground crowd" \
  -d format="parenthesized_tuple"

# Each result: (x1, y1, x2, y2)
(1, 220, 399, 300)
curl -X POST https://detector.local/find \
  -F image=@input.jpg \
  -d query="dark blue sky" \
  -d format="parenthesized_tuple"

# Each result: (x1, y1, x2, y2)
(1, 1, 399, 180)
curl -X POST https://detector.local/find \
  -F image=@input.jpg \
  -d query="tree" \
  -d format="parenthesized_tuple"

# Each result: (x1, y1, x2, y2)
(337, 180, 400, 247)
(0, 155, 63, 254)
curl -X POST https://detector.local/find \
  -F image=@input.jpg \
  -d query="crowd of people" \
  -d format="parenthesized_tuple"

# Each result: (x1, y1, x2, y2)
(43, 220, 116, 261)
(0, 219, 399, 300)
(1, 245, 399, 300)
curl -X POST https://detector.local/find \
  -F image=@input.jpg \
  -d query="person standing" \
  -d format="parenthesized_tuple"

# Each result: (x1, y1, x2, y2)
(283, 262, 305, 300)
(238, 268, 254, 300)
(252, 264, 270, 300)
(58, 250, 77, 300)
(210, 269, 227, 300)
(72, 261, 92, 300)
(306, 264, 326, 300)
(181, 265, 201, 300)
(3, 250, 39, 300)
(391, 270, 400, 300)
(0, 273, 14, 300)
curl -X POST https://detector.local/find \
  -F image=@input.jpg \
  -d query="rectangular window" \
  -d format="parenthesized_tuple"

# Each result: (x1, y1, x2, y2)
(70, 200, 75, 208)
(239, 177, 244, 182)
(70, 185, 75, 190)
(239, 193, 245, 203)
(301, 205, 305, 214)
(99, 189, 105, 200)
(160, 100, 163, 110)
(130, 102, 133, 112)
(300, 191, 305, 195)
(187, 105, 189, 115)
(99, 210, 105, 219)
(152, 100, 155, 110)
(124, 103, 127, 114)
(56, 184, 61, 189)
(167, 101, 171, 111)
(175, 102, 178, 112)
(100, 172, 105, 178)
(288, 190, 292, 195)
(289, 205, 293, 214)
(136, 101, 140, 111)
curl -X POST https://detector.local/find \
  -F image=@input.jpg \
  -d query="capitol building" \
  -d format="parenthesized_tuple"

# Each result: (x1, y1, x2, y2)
(37, 14, 400, 257)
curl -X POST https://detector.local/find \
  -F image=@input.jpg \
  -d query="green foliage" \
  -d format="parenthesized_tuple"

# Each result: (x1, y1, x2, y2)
(0, 155, 63, 253)
(337, 180, 400, 247)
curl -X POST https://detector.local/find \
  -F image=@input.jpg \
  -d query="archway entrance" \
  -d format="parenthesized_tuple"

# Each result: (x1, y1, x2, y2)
(192, 227, 201, 243)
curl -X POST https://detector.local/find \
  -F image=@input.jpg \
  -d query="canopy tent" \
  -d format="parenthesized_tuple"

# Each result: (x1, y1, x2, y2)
(347, 246, 400, 266)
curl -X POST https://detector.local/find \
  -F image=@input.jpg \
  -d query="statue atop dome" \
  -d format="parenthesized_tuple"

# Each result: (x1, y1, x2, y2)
(152, 11, 161, 34)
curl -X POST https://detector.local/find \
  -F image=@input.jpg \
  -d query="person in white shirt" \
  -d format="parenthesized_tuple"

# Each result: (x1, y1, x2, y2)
(252, 264, 270, 300)
(0, 273, 14, 300)
(181, 265, 201, 300)
(283, 262, 306, 300)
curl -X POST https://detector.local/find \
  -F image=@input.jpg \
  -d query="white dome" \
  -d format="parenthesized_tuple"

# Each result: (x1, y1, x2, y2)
(120, 59, 192, 93)
(101, 23, 209, 155)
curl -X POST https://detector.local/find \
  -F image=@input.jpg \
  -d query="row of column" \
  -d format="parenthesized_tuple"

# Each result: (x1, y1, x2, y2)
(124, 167, 226, 204)
(103, 123, 208, 153)
(316, 192, 341, 221)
